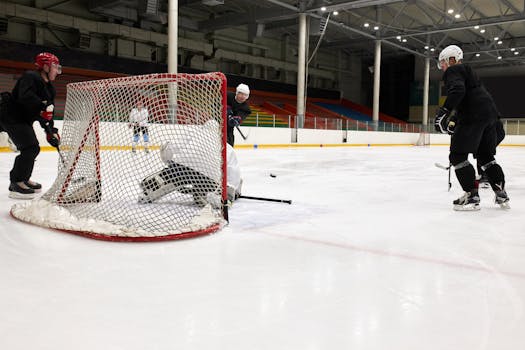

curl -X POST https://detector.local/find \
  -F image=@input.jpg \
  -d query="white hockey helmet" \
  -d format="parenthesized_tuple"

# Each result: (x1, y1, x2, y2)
(438, 45, 463, 69)
(236, 83, 250, 97)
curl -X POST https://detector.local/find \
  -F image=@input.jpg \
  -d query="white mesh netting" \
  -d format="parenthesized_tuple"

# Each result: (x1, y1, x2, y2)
(11, 72, 228, 241)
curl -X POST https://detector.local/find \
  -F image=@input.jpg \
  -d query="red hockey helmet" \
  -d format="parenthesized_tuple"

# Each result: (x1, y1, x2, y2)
(34, 52, 62, 73)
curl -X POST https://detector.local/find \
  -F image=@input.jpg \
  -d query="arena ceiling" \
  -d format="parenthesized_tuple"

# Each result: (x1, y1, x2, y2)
(173, 0, 525, 68)
(26, 0, 525, 69)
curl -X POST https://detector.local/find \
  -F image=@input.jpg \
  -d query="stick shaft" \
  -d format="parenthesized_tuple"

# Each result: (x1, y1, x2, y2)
(238, 195, 292, 204)
(235, 125, 247, 140)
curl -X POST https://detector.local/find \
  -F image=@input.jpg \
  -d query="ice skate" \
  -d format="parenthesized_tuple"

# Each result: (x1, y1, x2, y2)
(24, 180, 42, 193)
(8, 182, 36, 199)
(478, 174, 490, 189)
(453, 191, 480, 211)
(494, 190, 510, 209)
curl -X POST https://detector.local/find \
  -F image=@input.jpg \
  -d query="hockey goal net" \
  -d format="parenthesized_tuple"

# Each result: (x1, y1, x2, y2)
(11, 72, 228, 241)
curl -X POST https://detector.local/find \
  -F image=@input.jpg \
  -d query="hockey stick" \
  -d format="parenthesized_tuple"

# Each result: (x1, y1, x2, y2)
(235, 125, 247, 140)
(434, 162, 452, 191)
(57, 146, 86, 184)
(238, 195, 292, 204)
(434, 162, 450, 170)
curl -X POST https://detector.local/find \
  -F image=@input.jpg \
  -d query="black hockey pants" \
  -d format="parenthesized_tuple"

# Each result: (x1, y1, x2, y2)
(0, 119, 40, 183)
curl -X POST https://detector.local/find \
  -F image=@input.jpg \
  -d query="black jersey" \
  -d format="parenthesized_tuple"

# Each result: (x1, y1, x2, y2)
(227, 91, 251, 121)
(10, 70, 56, 124)
(442, 64, 498, 124)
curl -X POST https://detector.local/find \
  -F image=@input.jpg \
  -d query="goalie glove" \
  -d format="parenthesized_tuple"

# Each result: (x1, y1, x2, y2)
(434, 107, 451, 134)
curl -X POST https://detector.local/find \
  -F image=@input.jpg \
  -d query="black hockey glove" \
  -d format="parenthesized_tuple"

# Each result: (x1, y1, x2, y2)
(38, 117, 54, 132)
(228, 115, 242, 127)
(46, 127, 61, 148)
(434, 107, 451, 134)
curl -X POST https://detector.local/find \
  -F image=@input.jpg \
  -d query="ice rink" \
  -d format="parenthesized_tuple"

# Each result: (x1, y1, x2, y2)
(1, 145, 524, 350)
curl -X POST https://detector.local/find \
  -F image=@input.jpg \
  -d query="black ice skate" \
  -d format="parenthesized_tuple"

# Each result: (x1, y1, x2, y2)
(453, 191, 480, 211)
(8, 182, 36, 199)
(24, 180, 42, 193)
(494, 190, 510, 209)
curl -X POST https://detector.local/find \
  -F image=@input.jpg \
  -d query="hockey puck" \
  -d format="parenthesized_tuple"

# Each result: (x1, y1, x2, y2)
(270, 173, 276, 178)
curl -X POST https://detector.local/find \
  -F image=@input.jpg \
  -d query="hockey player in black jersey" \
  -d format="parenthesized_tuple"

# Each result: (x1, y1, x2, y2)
(0, 52, 62, 199)
(226, 83, 251, 146)
(434, 45, 509, 210)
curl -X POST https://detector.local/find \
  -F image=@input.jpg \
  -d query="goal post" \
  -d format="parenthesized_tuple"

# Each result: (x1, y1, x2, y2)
(11, 72, 229, 241)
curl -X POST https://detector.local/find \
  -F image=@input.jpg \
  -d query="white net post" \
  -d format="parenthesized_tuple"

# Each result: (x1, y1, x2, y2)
(11, 72, 228, 241)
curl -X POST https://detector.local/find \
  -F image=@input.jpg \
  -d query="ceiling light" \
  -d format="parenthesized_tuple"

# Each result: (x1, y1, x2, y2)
(494, 37, 499, 41)
(364, 23, 370, 27)
(497, 40, 503, 45)
(480, 29, 486, 33)
(373, 26, 379, 30)
(402, 38, 407, 42)
(454, 14, 460, 19)
(333, 11, 339, 15)
(497, 56, 502, 60)
(396, 35, 401, 40)
(430, 48, 435, 52)
(447, 9, 454, 14)
(321, 6, 326, 11)
(474, 25, 479, 29)
(515, 51, 519, 55)
(424, 46, 429, 49)
(475, 53, 480, 57)
(510, 47, 516, 51)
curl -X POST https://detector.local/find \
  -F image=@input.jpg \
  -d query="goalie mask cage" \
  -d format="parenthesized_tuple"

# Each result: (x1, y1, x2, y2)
(11, 72, 228, 242)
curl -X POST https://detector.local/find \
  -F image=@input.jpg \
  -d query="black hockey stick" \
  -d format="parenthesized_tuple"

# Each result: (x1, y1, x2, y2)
(57, 145, 86, 184)
(238, 195, 292, 204)
(235, 125, 247, 140)
(434, 162, 452, 191)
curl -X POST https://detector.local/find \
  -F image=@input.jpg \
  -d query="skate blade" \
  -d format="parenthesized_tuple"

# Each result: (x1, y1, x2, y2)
(497, 202, 510, 209)
(8, 191, 37, 200)
(480, 183, 490, 189)
(453, 203, 480, 211)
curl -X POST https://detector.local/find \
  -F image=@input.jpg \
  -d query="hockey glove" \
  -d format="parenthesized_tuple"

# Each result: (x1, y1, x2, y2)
(446, 115, 457, 135)
(46, 127, 60, 148)
(40, 104, 54, 121)
(228, 115, 242, 127)
(434, 107, 451, 134)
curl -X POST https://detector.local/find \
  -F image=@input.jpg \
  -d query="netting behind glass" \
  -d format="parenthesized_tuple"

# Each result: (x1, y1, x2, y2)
(11, 72, 228, 241)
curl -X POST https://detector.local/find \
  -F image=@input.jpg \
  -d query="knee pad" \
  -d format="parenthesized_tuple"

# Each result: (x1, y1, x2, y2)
(480, 160, 497, 172)
(138, 171, 178, 204)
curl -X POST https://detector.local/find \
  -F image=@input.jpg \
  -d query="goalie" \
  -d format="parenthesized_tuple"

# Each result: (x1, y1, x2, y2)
(138, 121, 242, 207)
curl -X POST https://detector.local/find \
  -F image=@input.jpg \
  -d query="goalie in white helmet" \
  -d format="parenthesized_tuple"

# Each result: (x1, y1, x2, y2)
(138, 119, 242, 207)
(434, 44, 509, 210)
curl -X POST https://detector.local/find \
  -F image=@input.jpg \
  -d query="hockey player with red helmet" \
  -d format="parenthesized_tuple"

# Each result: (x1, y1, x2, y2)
(0, 52, 62, 199)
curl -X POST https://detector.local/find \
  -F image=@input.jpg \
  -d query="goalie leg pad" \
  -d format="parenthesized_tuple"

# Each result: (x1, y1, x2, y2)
(138, 172, 178, 204)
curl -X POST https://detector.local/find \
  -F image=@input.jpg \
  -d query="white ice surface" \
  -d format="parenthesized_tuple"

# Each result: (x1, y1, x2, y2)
(1, 145, 525, 350)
